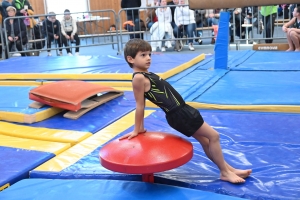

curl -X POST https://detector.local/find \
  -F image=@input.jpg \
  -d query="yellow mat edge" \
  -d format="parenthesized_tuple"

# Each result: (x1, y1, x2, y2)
(0, 107, 63, 124)
(146, 101, 300, 113)
(161, 54, 206, 79)
(0, 81, 133, 87)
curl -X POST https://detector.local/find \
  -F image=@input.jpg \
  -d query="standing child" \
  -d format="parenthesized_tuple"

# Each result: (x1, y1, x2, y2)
(282, 6, 300, 51)
(120, 39, 252, 184)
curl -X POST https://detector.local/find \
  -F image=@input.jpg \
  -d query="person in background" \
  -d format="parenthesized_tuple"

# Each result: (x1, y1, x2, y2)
(43, 12, 71, 56)
(11, 0, 34, 48)
(0, 0, 12, 58)
(282, 6, 300, 51)
(121, 0, 143, 39)
(0, 0, 12, 24)
(150, 0, 173, 52)
(5, 6, 27, 56)
(260, 5, 277, 43)
(174, 0, 196, 51)
(205, 8, 223, 44)
(167, 0, 183, 51)
(61, 9, 80, 56)
(145, 0, 158, 30)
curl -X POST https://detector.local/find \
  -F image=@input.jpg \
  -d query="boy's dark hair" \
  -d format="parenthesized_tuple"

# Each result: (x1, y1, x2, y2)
(124, 39, 152, 68)
(297, 6, 300, 14)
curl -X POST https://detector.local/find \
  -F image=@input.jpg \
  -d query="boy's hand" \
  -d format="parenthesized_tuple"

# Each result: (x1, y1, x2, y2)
(118, 129, 147, 140)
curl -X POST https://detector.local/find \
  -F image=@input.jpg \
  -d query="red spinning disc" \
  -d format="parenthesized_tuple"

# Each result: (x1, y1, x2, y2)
(99, 132, 193, 174)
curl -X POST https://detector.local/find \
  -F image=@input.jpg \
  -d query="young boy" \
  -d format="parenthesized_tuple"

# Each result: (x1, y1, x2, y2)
(120, 39, 252, 184)
(282, 6, 300, 51)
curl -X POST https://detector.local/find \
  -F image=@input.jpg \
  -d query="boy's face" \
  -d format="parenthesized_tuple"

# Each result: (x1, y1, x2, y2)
(127, 51, 151, 70)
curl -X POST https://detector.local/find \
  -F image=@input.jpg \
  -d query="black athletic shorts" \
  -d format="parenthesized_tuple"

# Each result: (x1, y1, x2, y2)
(166, 104, 204, 137)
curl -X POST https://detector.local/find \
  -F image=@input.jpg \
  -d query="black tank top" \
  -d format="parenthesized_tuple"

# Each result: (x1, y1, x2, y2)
(133, 72, 185, 113)
(293, 18, 300, 29)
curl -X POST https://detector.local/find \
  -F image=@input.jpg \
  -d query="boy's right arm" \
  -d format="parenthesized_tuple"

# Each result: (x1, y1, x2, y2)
(119, 74, 146, 140)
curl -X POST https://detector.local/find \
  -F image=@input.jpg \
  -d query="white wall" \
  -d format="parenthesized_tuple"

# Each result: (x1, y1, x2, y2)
(45, 0, 89, 20)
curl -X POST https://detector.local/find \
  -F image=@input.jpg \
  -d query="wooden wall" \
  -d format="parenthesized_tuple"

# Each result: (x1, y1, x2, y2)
(29, 0, 45, 15)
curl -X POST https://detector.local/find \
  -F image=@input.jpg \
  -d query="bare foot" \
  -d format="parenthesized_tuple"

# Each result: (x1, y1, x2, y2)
(295, 48, 300, 51)
(286, 48, 295, 51)
(231, 169, 252, 179)
(225, 163, 252, 178)
(220, 171, 245, 184)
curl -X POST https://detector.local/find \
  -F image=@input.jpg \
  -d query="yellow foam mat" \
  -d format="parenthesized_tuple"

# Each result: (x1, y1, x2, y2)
(0, 134, 71, 155)
(34, 110, 155, 172)
(0, 108, 63, 124)
(0, 54, 205, 81)
(0, 81, 133, 91)
(0, 122, 92, 146)
(146, 101, 300, 113)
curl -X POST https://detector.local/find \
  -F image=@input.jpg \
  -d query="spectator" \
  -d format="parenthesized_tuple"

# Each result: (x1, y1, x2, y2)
(145, 0, 158, 30)
(5, 6, 27, 56)
(194, 9, 206, 45)
(121, 0, 143, 39)
(282, 6, 300, 51)
(241, 6, 258, 43)
(150, 0, 173, 52)
(0, 0, 12, 58)
(61, 9, 80, 56)
(43, 12, 71, 56)
(260, 5, 277, 43)
(11, 0, 34, 48)
(174, 0, 196, 51)
(167, 0, 182, 51)
(205, 8, 223, 44)
(0, 0, 12, 24)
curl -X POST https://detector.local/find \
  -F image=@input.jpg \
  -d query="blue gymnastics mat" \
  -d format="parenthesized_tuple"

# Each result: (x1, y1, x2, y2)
(0, 134, 70, 190)
(231, 51, 300, 71)
(0, 146, 55, 190)
(0, 179, 243, 200)
(24, 91, 136, 133)
(167, 51, 300, 104)
(192, 71, 300, 104)
(0, 86, 50, 114)
(30, 109, 300, 200)
(0, 54, 200, 74)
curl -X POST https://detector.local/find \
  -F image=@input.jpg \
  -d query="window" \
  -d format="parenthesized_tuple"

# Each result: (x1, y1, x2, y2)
(45, 0, 89, 20)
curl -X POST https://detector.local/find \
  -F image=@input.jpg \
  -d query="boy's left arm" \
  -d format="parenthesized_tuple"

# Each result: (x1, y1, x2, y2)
(119, 74, 146, 140)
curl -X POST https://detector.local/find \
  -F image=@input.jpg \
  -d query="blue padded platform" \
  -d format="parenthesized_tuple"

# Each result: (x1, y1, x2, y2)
(0, 86, 50, 114)
(231, 51, 300, 71)
(0, 54, 201, 74)
(30, 109, 300, 200)
(172, 69, 228, 101)
(25, 92, 136, 133)
(0, 146, 54, 188)
(193, 71, 300, 104)
(0, 179, 243, 200)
